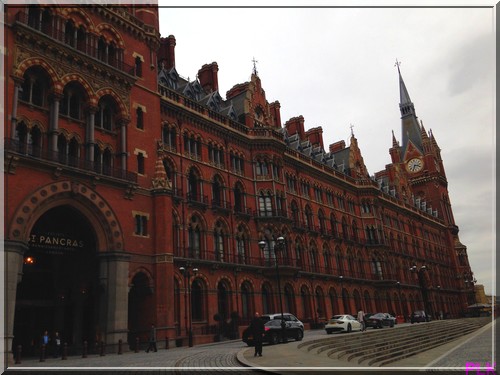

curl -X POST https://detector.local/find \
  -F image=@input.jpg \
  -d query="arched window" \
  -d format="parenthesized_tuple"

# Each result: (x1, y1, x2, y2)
(295, 241, 303, 268)
(135, 56, 143, 77)
(188, 216, 202, 259)
(371, 257, 383, 280)
(57, 134, 67, 164)
(21, 67, 51, 107)
(304, 205, 313, 231)
(61, 82, 86, 120)
(241, 282, 253, 320)
(162, 125, 176, 150)
(301, 286, 312, 320)
(335, 248, 344, 275)
(318, 210, 326, 235)
(261, 283, 273, 314)
(212, 176, 224, 207)
(284, 285, 296, 315)
(233, 183, 244, 213)
(64, 20, 76, 47)
(191, 279, 205, 321)
(291, 201, 300, 227)
(187, 168, 201, 202)
(136, 107, 144, 130)
(96, 95, 117, 131)
(330, 214, 338, 237)
(214, 221, 226, 262)
(14, 121, 28, 153)
(235, 225, 247, 264)
(341, 217, 349, 239)
(68, 138, 79, 167)
(316, 287, 326, 320)
(258, 191, 273, 217)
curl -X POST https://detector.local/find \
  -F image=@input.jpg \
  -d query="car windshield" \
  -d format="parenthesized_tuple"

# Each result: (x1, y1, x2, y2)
(331, 315, 345, 320)
(265, 320, 281, 327)
(372, 313, 385, 318)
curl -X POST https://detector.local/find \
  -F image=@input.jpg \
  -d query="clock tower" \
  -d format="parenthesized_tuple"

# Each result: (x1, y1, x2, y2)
(396, 63, 453, 227)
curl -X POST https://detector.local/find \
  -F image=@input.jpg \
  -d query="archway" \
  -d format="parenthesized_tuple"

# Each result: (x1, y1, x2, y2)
(128, 272, 154, 348)
(13, 205, 99, 356)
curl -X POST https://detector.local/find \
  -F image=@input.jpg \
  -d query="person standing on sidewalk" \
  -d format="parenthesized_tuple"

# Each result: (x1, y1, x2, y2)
(146, 323, 157, 353)
(249, 312, 265, 357)
(357, 309, 366, 332)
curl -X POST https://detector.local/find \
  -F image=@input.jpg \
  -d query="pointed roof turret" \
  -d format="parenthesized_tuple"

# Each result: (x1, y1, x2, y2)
(395, 60, 423, 155)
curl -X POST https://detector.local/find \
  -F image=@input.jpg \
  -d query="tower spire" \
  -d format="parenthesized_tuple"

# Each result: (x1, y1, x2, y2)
(395, 59, 422, 155)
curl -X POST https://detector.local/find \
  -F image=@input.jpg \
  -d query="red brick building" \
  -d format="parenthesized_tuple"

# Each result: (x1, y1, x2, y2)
(4, 4, 475, 362)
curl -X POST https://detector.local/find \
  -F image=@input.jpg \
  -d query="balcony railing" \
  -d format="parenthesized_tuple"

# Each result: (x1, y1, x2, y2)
(15, 11, 136, 76)
(5, 138, 137, 183)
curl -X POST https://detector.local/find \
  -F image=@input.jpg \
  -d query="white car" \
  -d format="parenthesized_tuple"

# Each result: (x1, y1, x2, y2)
(325, 314, 363, 334)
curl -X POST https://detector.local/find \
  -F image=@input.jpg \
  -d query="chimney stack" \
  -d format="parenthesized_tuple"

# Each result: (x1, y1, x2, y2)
(198, 62, 219, 93)
(159, 35, 176, 70)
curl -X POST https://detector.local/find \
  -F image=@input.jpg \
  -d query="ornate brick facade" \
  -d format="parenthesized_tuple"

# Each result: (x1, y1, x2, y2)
(4, 4, 475, 363)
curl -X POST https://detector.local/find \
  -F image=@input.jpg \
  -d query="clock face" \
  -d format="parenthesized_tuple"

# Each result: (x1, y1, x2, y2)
(407, 158, 423, 172)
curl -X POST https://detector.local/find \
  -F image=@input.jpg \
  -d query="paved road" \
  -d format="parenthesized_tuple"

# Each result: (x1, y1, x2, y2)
(5, 320, 496, 374)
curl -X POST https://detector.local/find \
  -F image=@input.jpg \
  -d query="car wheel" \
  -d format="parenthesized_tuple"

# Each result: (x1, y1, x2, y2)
(295, 330, 304, 341)
(390, 322, 394, 327)
(270, 332, 279, 345)
(347, 324, 352, 333)
(326, 329, 332, 334)
(378, 323, 383, 329)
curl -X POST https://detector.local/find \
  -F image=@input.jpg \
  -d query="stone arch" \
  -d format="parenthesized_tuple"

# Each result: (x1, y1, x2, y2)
(60, 74, 96, 106)
(14, 58, 59, 86)
(59, 7, 95, 32)
(129, 267, 154, 289)
(96, 87, 129, 119)
(95, 23, 125, 48)
(8, 180, 124, 252)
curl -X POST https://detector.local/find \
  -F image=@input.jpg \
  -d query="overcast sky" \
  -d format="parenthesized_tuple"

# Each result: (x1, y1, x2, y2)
(157, 2, 496, 295)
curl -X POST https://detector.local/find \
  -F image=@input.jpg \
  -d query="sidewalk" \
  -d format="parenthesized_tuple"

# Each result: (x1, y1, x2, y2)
(236, 319, 496, 373)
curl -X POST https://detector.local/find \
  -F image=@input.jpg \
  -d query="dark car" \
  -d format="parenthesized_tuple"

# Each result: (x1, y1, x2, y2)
(411, 310, 430, 323)
(365, 312, 396, 328)
(242, 318, 304, 346)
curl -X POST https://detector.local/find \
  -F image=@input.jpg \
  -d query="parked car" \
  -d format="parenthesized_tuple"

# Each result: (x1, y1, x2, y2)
(242, 318, 304, 346)
(325, 314, 363, 334)
(365, 312, 396, 328)
(261, 313, 304, 330)
(411, 310, 430, 323)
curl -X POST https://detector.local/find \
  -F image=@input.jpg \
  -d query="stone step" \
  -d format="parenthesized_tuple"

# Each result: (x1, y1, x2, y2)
(299, 317, 490, 367)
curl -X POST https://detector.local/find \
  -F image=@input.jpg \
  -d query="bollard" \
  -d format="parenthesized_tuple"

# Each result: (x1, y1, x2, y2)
(118, 339, 122, 355)
(165, 337, 169, 350)
(15, 345, 22, 364)
(135, 337, 139, 353)
(99, 341, 105, 356)
(82, 341, 88, 358)
(62, 343, 67, 360)
(39, 344, 45, 362)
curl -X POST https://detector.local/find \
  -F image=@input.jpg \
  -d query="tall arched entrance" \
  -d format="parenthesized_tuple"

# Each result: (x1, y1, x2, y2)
(6, 180, 129, 361)
(13, 205, 100, 355)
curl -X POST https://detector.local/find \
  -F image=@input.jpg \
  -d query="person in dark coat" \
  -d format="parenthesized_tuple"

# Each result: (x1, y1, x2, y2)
(146, 323, 157, 353)
(249, 312, 265, 357)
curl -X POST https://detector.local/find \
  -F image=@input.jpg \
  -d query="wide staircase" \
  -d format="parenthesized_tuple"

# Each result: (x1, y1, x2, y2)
(298, 317, 491, 367)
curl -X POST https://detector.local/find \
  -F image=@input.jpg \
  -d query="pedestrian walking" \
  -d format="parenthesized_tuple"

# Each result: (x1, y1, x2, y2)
(146, 323, 157, 353)
(357, 309, 366, 332)
(52, 331, 61, 358)
(249, 312, 265, 357)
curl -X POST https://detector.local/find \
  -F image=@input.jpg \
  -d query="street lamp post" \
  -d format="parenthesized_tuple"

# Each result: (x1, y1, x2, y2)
(179, 265, 198, 347)
(396, 281, 403, 318)
(339, 275, 345, 313)
(436, 285, 441, 319)
(410, 264, 431, 317)
(259, 236, 286, 342)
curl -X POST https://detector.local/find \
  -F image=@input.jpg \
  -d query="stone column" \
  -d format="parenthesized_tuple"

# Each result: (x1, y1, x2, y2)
(3, 240, 28, 368)
(87, 106, 97, 163)
(49, 94, 61, 153)
(10, 80, 22, 139)
(118, 119, 129, 173)
(98, 252, 130, 350)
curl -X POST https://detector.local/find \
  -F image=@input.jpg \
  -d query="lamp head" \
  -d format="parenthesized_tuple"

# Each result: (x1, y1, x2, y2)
(258, 240, 266, 250)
